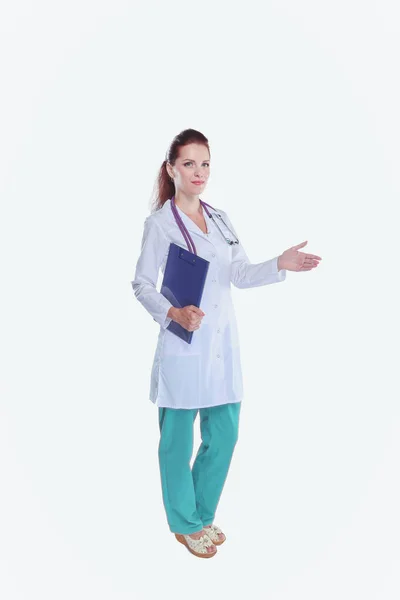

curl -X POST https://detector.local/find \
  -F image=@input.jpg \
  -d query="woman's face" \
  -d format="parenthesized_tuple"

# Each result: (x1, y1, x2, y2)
(167, 143, 210, 196)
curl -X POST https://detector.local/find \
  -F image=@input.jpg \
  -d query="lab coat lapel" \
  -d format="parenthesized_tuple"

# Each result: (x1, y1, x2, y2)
(161, 198, 216, 249)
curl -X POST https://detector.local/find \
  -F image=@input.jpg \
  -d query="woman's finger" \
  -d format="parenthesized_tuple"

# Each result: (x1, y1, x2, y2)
(306, 253, 322, 260)
(292, 241, 308, 250)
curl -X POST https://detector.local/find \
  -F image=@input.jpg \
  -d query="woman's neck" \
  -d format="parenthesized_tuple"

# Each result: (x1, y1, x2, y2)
(173, 192, 202, 215)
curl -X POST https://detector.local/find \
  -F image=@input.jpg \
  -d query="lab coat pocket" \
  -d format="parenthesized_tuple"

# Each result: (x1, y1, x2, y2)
(160, 354, 201, 408)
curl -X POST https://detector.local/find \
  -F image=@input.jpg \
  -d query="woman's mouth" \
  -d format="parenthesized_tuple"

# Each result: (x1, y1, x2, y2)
(192, 181, 204, 185)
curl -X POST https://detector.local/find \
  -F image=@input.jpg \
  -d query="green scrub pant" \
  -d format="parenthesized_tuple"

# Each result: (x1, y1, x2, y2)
(158, 401, 241, 535)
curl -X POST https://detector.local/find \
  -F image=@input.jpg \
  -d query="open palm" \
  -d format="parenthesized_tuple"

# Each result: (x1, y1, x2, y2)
(278, 241, 322, 272)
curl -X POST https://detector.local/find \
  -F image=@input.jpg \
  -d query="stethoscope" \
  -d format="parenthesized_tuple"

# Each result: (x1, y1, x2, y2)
(170, 195, 239, 256)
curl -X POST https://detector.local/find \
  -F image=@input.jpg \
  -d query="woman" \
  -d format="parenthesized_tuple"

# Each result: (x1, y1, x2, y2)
(131, 128, 322, 559)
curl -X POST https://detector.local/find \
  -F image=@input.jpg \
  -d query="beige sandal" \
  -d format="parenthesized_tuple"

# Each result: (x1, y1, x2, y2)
(175, 531, 217, 558)
(203, 524, 226, 545)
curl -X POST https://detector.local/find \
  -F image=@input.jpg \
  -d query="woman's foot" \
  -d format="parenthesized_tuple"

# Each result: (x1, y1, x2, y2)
(203, 524, 226, 545)
(175, 529, 217, 558)
(188, 529, 217, 553)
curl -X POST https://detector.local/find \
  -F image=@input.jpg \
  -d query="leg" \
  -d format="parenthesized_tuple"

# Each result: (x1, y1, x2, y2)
(191, 401, 241, 526)
(158, 406, 204, 535)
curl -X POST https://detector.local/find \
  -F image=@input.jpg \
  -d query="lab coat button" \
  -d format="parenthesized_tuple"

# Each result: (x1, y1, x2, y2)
(217, 354, 220, 358)
(214, 304, 218, 308)
(212, 253, 215, 257)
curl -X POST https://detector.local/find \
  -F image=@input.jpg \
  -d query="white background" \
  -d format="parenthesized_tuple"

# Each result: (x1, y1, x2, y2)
(1, 1, 399, 598)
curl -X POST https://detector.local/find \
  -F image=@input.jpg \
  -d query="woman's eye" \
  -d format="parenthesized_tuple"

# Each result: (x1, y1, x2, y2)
(184, 162, 210, 167)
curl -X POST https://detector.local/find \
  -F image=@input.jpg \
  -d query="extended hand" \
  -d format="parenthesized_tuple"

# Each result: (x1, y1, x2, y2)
(278, 241, 322, 272)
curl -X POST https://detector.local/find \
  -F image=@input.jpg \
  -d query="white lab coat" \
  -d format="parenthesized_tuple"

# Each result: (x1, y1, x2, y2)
(131, 198, 287, 409)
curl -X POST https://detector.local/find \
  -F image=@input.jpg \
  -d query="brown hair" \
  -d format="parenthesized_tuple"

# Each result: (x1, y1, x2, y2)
(150, 128, 210, 213)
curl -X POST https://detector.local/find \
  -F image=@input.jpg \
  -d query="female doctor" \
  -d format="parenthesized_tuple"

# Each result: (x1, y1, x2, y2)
(131, 128, 322, 559)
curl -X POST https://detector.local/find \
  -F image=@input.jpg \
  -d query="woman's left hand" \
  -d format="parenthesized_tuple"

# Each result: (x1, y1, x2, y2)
(278, 241, 322, 272)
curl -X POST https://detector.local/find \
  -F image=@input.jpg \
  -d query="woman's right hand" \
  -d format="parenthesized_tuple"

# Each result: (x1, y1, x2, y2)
(168, 306, 205, 331)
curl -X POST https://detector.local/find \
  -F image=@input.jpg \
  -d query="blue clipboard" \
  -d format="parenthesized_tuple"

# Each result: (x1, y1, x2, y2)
(160, 243, 210, 344)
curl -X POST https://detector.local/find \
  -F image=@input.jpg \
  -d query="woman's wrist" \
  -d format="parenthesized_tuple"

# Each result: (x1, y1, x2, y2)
(167, 306, 179, 321)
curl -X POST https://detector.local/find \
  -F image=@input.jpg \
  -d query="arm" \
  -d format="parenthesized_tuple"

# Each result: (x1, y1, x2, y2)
(131, 216, 175, 329)
(220, 210, 287, 289)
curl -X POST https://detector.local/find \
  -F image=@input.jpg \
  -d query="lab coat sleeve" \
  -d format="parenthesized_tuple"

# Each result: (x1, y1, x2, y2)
(221, 210, 287, 289)
(130, 216, 174, 329)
